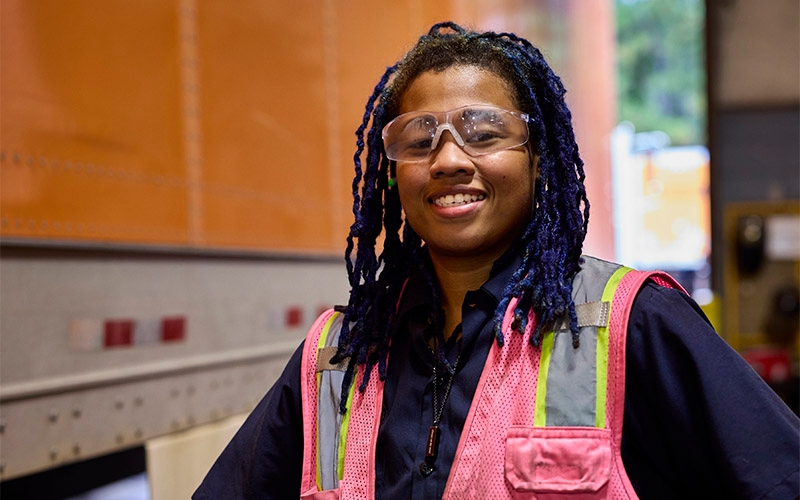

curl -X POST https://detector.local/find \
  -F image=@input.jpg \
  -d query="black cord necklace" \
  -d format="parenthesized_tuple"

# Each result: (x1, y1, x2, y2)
(420, 327, 462, 477)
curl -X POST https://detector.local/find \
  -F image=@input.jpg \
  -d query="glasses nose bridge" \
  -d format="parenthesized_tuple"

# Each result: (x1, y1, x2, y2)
(430, 121, 466, 151)
(428, 121, 476, 174)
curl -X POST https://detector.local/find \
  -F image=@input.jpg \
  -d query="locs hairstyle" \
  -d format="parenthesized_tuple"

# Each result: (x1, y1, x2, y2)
(331, 22, 589, 412)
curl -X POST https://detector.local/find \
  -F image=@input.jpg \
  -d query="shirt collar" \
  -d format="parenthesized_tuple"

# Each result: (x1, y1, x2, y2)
(395, 245, 524, 324)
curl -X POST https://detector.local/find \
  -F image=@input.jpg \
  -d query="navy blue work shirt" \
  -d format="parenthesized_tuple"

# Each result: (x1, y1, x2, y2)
(194, 256, 800, 499)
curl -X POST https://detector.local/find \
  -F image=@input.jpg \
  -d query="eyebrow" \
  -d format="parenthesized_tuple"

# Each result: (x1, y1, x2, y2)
(404, 114, 437, 130)
(460, 108, 501, 121)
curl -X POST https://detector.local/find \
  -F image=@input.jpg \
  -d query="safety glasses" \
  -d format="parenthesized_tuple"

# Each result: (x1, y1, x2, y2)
(382, 105, 531, 163)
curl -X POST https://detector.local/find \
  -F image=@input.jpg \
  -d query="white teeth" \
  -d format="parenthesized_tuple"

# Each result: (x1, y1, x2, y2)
(433, 193, 485, 207)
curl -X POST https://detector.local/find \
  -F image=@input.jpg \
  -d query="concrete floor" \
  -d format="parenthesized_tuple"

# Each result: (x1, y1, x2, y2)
(65, 473, 150, 500)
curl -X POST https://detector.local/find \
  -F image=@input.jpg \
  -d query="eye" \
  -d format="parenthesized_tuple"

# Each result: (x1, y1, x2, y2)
(462, 122, 510, 146)
(464, 129, 504, 144)
(400, 116, 436, 150)
(406, 137, 433, 151)
(459, 109, 510, 144)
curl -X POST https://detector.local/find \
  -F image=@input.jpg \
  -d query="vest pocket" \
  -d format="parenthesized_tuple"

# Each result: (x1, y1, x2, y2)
(504, 426, 611, 493)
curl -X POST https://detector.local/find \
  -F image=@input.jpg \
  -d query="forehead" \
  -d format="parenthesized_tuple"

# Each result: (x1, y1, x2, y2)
(398, 65, 518, 114)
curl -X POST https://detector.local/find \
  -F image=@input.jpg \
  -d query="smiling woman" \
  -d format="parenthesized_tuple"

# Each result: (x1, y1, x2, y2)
(394, 66, 535, 284)
(194, 22, 800, 500)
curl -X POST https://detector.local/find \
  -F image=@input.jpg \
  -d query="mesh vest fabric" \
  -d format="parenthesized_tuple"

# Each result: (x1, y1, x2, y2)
(300, 310, 382, 499)
(300, 257, 684, 499)
(300, 310, 335, 498)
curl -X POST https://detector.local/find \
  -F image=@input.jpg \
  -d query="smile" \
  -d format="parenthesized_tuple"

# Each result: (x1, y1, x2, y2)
(432, 193, 486, 207)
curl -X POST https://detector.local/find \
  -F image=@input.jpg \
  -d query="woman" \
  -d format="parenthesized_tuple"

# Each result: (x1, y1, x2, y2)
(195, 22, 799, 499)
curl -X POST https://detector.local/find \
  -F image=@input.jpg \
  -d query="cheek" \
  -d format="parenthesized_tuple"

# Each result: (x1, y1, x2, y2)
(395, 180, 421, 220)
(395, 166, 424, 196)
(507, 164, 536, 213)
(396, 186, 412, 210)
(500, 156, 535, 194)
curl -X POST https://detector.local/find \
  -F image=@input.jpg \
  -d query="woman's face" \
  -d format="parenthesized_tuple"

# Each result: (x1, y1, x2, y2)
(395, 65, 535, 264)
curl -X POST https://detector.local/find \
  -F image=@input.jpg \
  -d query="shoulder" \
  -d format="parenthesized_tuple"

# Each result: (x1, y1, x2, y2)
(629, 279, 711, 339)
(193, 342, 305, 500)
(622, 280, 800, 499)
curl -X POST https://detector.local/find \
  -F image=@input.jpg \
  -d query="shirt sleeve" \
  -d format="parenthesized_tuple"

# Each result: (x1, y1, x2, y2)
(622, 282, 800, 500)
(192, 342, 305, 500)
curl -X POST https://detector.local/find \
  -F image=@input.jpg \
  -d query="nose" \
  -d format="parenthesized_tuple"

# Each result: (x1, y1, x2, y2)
(429, 131, 475, 177)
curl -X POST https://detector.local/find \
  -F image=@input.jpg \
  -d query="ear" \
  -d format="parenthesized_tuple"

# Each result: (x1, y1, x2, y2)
(525, 141, 540, 180)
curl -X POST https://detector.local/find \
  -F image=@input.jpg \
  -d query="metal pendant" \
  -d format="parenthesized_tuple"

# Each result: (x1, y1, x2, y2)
(419, 425, 440, 477)
(419, 460, 436, 476)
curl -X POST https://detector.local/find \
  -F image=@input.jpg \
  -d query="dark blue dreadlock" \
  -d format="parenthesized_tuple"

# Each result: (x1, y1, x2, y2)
(331, 22, 589, 413)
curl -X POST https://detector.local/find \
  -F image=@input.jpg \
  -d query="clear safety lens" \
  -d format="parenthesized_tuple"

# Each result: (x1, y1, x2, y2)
(382, 105, 530, 162)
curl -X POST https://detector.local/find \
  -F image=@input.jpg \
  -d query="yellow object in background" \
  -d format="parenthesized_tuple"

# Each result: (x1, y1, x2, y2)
(694, 289, 722, 334)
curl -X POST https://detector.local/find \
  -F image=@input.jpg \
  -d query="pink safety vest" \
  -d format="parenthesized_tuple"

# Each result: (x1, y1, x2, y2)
(299, 258, 683, 499)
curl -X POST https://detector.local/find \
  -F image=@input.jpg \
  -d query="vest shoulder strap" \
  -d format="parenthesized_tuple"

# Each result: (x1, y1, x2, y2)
(537, 256, 685, 428)
(300, 309, 347, 494)
(301, 308, 379, 498)
(535, 256, 624, 427)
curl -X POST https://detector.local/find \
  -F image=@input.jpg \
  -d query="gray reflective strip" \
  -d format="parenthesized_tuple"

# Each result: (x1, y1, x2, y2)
(545, 326, 598, 426)
(571, 256, 621, 303)
(317, 368, 344, 489)
(316, 313, 344, 490)
(545, 257, 621, 427)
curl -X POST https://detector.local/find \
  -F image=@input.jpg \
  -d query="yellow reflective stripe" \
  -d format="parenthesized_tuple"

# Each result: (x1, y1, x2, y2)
(315, 312, 337, 388)
(595, 267, 631, 428)
(534, 330, 556, 426)
(317, 313, 337, 351)
(315, 312, 339, 491)
(337, 373, 357, 481)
